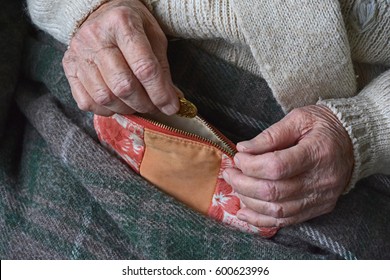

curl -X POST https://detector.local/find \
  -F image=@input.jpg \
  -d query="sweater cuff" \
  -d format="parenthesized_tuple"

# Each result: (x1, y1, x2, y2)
(28, 0, 110, 45)
(317, 71, 390, 193)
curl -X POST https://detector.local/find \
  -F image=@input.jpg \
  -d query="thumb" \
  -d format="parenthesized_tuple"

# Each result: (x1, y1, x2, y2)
(237, 112, 303, 154)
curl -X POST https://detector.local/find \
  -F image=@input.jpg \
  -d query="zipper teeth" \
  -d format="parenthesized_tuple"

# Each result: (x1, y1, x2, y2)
(194, 116, 237, 155)
(136, 115, 236, 157)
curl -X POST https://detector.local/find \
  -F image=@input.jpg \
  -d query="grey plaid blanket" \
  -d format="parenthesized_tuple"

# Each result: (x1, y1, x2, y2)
(1, 0, 389, 259)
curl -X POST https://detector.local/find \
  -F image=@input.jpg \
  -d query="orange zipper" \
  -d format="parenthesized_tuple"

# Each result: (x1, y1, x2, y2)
(128, 114, 237, 157)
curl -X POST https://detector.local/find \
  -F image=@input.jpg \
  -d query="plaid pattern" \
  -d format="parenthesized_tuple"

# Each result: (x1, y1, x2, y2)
(1, 2, 389, 259)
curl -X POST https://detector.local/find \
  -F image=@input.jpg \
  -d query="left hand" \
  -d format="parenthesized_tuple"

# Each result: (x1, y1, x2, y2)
(223, 105, 354, 227)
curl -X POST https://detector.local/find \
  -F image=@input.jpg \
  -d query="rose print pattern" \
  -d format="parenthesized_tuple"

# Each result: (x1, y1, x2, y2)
(209, 154, 278, 237)
(218, 154, 235, 178)
(95, 114, 277, 237)
(94, 114, 145, 172)
(209, 179, 241, 221)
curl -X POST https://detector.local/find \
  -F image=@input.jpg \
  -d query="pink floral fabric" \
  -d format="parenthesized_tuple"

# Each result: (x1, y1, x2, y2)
(94, 114, 145, 172)
(209, 154, 278, 237)
(94, 115, 277, 237)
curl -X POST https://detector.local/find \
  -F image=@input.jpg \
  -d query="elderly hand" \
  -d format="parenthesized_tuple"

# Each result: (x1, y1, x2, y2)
(223, 105, 354, 227)
(63, 0, 179, 116)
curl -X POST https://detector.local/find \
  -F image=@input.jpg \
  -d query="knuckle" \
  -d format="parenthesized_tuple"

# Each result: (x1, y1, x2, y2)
(77, 100, 93, 112)
(62, 62, 72, 76)
(151, 91, 171, 108)
(253, 217, 264, 228)
(300, 199, 310, 213)
(270, 203, 284, 218)
(109, 7, 128, 23)
(93, 89, 114, 106)
(290, 107, 304, 117)
(262, 129, 277, 147)
(74, 27, 98, 48)
(268, 154, 286, 180)
(62, 52, 77, 71)
(275, 218, 287, 228)
(62, 60, 70, 73)
(262, 181, 279, 202)
(237, 156, 256, 175)
(307, 191, 321, 204)
(113, 7, 139, 24)
(83, 22, 101, 38)
(132, 59, 159, 83)
(62, 51, 71, 65)
(111, 75, 134, 98)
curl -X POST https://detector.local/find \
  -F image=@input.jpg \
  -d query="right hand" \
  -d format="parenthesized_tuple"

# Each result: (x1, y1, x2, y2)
(62, 0, 180, 116)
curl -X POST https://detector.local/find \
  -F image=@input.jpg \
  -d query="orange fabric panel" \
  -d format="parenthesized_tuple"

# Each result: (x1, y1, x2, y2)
(140, 129, 222, 214)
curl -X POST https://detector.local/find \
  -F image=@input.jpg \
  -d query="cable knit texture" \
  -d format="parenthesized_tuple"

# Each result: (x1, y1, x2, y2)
(26, 0, 390, 189)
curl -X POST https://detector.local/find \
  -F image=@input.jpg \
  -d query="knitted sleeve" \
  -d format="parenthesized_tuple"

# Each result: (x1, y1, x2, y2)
(26, 0, 110, 44)
(318, 69, 390, 192)
(26, 0, 242, 46)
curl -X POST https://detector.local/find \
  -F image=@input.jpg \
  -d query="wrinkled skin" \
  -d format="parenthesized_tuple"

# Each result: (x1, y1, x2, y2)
(63, 0, 180, 116)
(223, 105, 354, 227)
(64, 0, 355, 228)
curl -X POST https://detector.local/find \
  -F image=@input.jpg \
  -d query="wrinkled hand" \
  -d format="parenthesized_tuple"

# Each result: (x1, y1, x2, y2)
(63, 0, 180, 116)
(223, 105, 354, 227)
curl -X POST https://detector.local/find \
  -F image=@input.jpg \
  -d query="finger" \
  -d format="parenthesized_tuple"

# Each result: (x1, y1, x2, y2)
(237, 192, 322, 219)
(234, 141, 315, 180)
(223, 168, 305, 202)
(237, 187, 338, 222)
(237, 202, 336, 228)
(116, 21, 179, 115)
(236, 110, 305, 154)
(77, 59, 134, 115)
(67, 75, 114, 116)
(62, 54, 114, 116)
(95, 46, 157, 113)
(144, 21, 179, 96)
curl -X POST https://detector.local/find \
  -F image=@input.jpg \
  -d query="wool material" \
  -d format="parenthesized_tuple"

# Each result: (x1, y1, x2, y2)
(3, 33, 389, 259)
(25, 0, 390, 190)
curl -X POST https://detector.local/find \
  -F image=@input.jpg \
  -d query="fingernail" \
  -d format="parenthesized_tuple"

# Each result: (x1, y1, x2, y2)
(237, 211, 247, 221)
(161, 104, 178, 115)
(237, 141, 250, 152)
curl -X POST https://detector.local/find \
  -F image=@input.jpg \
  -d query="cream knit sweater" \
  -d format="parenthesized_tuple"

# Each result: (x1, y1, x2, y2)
(26, 0, 390, 190)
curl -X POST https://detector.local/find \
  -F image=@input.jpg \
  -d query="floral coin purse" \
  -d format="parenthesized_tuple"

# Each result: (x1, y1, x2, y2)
(94, 98, 278, 238)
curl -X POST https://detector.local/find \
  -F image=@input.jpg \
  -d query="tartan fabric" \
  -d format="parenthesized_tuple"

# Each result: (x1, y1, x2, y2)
(1, 2, 390, 258)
